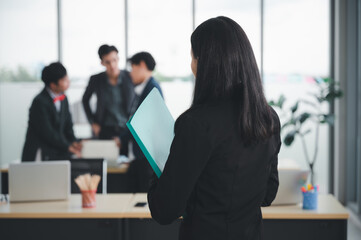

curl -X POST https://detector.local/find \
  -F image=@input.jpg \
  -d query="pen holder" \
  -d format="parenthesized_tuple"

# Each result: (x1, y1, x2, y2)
(81, 190, 96, 208)
(302, 191, 318, 210)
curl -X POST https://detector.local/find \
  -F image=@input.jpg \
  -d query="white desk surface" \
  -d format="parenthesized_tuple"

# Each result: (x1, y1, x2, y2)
(262, 194, 349, 219)
(0, 193, 349, 220)
(0, 194, 133, 219)
(124, 193, 349, 220)
(123, 193, 152, 218)
(1, 164, 129, 174)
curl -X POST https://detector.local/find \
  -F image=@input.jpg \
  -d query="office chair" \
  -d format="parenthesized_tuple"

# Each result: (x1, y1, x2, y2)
(69, 158, 107, 194)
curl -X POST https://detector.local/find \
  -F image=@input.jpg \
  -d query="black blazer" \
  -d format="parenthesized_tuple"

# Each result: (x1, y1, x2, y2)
(131, 77, 163, 159)
(21, 88, 76, 161)
(148, 101, 281, 240)
(82, 70, 135, 125)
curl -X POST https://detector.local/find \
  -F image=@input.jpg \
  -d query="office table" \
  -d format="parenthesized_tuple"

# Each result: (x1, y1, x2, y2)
(122, 193, 349, 240)
(0, 194, 133, 240)
(0, 164, 129, 175)
(0, 194, 348, 240)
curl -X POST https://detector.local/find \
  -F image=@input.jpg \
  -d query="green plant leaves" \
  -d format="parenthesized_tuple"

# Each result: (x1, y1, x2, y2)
(298, 112, 311, 123)
(320, 114, 335, 125)
(278, 95, 286, 108)
(325, 90, 343, 102)
(269, 94, 286, 109)
(282, 112, 310, 130)
(284, 130, 297, 146)
(323, 77, 330, 83)
(269, 76, 343, 150)
(291, 101, 299, 113)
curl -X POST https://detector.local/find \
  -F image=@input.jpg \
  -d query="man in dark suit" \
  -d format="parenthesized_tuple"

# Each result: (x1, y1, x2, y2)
(82, 44, 134, 154)
(126, 52, 163, 192)
(22, 62, 82, 161)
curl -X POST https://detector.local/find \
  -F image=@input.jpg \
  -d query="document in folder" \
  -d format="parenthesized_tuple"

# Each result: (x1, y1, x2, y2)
(126, 88, 175, 177)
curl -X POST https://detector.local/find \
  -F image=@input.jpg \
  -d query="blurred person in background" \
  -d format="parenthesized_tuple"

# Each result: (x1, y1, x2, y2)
(22, 62, 82, 161)
(82, 44, 134, 154)
(126, 51, 163, 192)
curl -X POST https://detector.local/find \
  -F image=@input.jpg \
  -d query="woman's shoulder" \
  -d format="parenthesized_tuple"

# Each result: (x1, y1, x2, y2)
(180, 101, 230, 118)
(268, 106, 281, 132)
(175, 101, 234, 131)
(175, 105, 204, 128)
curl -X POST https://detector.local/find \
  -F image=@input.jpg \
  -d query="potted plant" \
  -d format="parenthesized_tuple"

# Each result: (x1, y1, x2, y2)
(269, 77, 342, 186)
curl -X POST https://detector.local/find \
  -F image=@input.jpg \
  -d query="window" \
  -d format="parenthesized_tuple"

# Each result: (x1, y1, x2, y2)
(264, 0, 330, 192)
(61, 0, 126, 136)
(128, 0, 193, 118)
(195, 0, 261, 66)
(62, 0, 125, 81)
(0, 0, 57, 80)
(0, 0, 57, 166)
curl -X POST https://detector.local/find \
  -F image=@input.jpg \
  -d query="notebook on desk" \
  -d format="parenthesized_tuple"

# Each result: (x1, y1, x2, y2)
(126, 88, 175, 177)
(9, 161, 70, 202)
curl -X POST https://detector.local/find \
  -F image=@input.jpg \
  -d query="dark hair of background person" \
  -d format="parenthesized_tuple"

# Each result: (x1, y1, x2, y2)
(98, 44, 119, 60)
(41, 62, 67, 87)
(190, 16, 276, 145)
(128, 51, 156, 71)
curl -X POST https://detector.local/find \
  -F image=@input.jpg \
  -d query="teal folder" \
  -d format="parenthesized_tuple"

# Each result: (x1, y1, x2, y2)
(126, 88, 175, 178)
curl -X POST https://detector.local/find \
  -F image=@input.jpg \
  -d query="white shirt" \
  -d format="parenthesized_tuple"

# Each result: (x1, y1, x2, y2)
(46, 88, 63, 112)
(134, 77, 151, 96)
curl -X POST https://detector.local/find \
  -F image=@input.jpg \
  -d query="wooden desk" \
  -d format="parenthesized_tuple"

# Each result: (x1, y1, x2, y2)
(0, 164, 129, 174)
(0, 194, 134, 240)
(123, 193, 349, 240)
(0, 194, 133, 219)
(122, 193, 349, 219)
(123, 192, 151, 218)
(107, 164, 129, 174)
(0, 194, 349, 240)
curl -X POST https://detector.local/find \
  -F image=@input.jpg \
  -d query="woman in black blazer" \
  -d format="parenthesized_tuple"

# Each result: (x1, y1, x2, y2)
(148, 16, 281, 240)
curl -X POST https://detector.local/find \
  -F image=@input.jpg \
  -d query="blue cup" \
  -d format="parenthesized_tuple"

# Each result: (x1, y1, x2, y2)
(302, 191, 318, 210)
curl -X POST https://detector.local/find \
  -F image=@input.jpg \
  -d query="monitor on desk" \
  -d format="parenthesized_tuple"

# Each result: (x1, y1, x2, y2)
(82, 140, 119, 161)
(271, 169, 309, 205)
(9, 161, 70, 202)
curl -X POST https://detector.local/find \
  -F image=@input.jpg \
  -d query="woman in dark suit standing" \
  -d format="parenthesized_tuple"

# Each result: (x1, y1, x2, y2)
(148, 16, 281, 240)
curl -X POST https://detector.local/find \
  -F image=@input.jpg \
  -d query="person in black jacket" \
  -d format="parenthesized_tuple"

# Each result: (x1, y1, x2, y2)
(82, 44, 134, 153)
(148, 16, 281, 240)
(126, 52, 163, 192)
(22, 62, 82, 161)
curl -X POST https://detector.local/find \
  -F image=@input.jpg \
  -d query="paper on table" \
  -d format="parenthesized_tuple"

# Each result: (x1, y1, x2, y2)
(126, 88, 175, 177)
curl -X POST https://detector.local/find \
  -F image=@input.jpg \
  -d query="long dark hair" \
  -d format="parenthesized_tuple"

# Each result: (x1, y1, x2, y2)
(191, 16, 275, 144)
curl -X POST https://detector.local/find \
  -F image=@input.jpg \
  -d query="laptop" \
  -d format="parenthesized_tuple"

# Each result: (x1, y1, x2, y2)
(9, 161, 70, 202)
(271, 169, 309, 205)
(82, 140, 119, 161)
